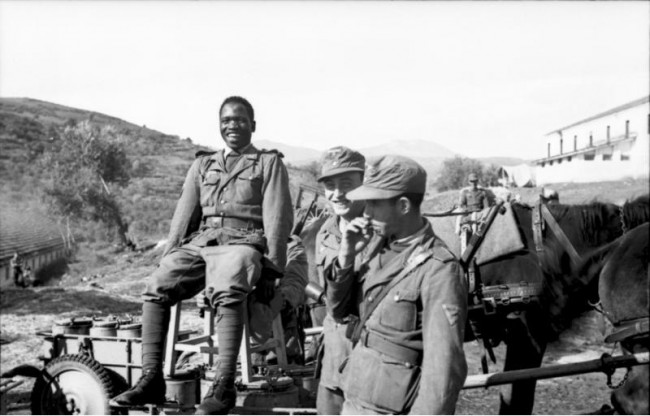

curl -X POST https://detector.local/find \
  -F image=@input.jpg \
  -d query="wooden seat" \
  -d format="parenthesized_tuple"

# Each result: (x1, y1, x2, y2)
(163, 298, 288, 384)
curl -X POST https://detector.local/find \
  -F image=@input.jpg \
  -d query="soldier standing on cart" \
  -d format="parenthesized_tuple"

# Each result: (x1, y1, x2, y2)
(327, 155, 468, 414)
(313, 146, 366, 414)
(111, 96, 293, 415)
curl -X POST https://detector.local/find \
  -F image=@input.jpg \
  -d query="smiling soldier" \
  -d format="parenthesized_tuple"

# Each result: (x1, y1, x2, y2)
(111, 96, 293, 414)
(314, 146, 366, 414)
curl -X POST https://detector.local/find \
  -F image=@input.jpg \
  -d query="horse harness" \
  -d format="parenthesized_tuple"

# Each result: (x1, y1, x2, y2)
(533, 199, 648, 349)
(458, 202, 545, 372)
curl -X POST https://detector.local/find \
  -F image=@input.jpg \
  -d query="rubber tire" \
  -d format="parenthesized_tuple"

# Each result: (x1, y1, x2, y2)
(30, 354, 117, 415)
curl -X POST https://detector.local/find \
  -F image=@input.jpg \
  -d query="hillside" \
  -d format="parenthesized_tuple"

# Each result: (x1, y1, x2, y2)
(0, 97, 320, 247)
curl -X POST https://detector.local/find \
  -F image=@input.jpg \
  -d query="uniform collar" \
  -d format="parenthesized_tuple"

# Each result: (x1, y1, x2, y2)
(224, 143, 253, 157)
(388, 219, 431, 252)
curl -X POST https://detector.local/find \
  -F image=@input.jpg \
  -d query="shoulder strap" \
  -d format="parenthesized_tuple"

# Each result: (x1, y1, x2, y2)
(351, 239, 435, 344)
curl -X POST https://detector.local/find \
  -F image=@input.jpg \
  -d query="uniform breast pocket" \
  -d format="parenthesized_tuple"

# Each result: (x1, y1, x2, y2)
(237, 174, 263, 203)
(379, 289, 419, 331)
(202, 171, 221, 186)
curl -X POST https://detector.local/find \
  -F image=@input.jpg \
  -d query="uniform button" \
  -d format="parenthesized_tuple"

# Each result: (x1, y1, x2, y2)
(394, 295, 400, 301)
(220, 212, 224, 216)
(220, 200, 225, 204)
(368, 296, 373, 302)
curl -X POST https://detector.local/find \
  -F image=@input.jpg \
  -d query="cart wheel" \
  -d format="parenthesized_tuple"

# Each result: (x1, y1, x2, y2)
(30, 354, 117, 415)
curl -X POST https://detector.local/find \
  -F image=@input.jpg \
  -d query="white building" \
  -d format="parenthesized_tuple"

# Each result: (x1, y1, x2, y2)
(534, 96, 649, 185)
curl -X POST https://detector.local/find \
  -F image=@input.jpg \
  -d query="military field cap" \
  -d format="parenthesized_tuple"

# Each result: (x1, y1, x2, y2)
(468, 173, 479, 182)
(346, 155, 427, 200)
(317, 146, 366, 182)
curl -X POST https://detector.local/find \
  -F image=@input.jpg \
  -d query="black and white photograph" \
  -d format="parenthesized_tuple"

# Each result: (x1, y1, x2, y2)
(0, 1, 648, 414)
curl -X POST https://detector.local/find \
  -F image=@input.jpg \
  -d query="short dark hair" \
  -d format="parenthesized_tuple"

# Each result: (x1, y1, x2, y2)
(220, 96, 255, 121)
(390, 193, 424, 209)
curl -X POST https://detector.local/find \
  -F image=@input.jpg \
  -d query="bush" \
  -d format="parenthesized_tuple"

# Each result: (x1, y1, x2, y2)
(433, 156, 502, 191)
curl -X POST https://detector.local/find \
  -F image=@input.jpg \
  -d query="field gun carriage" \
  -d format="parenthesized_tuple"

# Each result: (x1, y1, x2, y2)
(1, 190, 648, 414)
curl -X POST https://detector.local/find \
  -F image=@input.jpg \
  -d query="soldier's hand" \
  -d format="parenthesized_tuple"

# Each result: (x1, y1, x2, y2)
(339, 217, 374, 268)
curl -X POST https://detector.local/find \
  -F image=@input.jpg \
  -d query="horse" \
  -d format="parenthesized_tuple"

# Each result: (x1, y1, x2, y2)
(577, 222, 649, 414)
(426, 195, 649, 414)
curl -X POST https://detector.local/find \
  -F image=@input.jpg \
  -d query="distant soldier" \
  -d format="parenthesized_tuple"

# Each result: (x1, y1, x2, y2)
(458, 173, 490, 213)
(23, 266, 33, 287)
(541, 188, 560, 205)
(111, 96, 293, 415)
(327, 155, 467, 414)
(457, 173, 491, 253)
(10, 252, 24, 288)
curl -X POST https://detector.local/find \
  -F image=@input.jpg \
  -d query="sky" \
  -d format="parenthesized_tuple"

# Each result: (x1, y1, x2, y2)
(0, 1, 648, 160)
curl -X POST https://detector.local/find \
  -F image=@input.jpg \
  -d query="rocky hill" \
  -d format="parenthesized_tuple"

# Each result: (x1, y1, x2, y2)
(0, 98, 320, 246)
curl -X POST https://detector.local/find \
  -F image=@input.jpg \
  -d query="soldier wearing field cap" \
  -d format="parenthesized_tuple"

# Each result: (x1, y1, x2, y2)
(326, 155, 468, 414)
(459, 172, 489, 213)
(313, 146, 366, 414)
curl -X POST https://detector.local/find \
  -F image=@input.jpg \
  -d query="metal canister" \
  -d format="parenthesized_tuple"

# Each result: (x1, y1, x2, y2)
(52, 318, 72, 335)
(165, 368, 201, 409)
(62, 317, 93, 335)
(116, 323, 142, 338)
(90, 318, 119, 337)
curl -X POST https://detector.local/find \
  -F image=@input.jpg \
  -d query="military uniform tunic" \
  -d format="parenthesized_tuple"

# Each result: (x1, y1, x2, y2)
(143, 144, 293, 307)
(459, 186, 490, 212)
(327, 221, 468, 415)
(315, 214, 359, 394)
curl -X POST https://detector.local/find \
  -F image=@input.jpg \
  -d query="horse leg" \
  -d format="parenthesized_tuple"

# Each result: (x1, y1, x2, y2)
(610, 344, 649, 415)
(498, 312, 546, 415)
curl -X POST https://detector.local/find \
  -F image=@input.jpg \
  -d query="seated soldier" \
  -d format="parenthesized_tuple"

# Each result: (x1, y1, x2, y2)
(457, 173, 490, 253)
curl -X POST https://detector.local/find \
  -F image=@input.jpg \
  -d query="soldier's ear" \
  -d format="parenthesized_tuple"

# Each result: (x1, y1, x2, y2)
(398, 196, 411, 215)
(251, 120, 256, 132)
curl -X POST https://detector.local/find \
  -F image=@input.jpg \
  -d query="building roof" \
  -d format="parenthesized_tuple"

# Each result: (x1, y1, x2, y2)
(532, 133, 637, 164)
(0, 208, 65, 264)
(546, 96, 650, 136)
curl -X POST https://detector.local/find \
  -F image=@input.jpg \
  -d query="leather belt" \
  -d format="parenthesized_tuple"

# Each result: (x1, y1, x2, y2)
(360, 330, 421, 367)
(203, 216, 262, 230)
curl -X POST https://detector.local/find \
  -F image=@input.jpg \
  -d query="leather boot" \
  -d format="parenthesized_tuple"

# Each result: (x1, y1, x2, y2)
(109, 369, 166, 407)
(195, 376, 237, 415)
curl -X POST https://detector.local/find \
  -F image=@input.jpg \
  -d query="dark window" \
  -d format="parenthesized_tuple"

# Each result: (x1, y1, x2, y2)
(621, 154, 630, 161)
(589, 133, 593, 146)
(560, 138, 563, 154)
(541, 162, 545, 167)
(557, 158, 562, 164)
(549, 160, 554, 166)
(568, 156, 572, 162)
(603, 153, 612, 161)
(584, 152, 595, 161)
(574, 135, 577, 151)
(607, 125, 610, 142)
(625, 120, 630, 137)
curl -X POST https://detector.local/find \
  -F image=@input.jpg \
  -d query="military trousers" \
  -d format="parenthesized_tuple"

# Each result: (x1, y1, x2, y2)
(143, 242, 263, 307)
